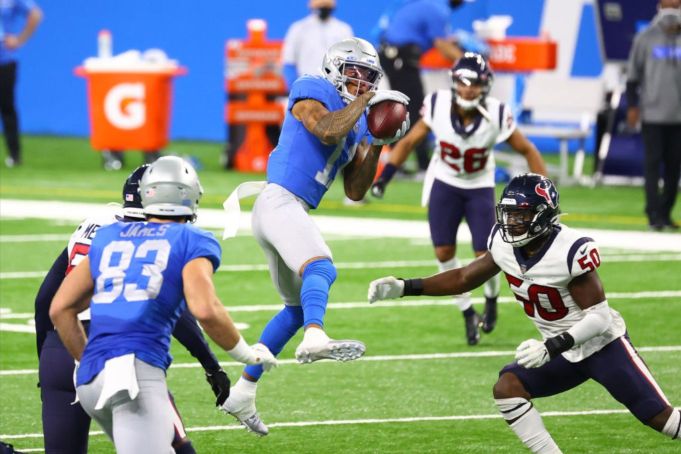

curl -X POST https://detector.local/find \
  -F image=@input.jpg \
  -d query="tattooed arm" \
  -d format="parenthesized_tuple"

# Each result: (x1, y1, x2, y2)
(343, 141, 383, 201)
(291, 92, 375, 145)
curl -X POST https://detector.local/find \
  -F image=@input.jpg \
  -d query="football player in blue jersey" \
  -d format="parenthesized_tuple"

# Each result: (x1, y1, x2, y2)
(221, 37, 410, 435)
(49, 156, 278, 453)
(34, 164, 230, 454)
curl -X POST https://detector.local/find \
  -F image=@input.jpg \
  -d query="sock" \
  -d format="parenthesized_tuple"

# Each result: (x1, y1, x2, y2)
(495, 398, 562, 454)
(302, 326, 331, 344)
(173, 440, 196, 454)
(484, 273, 500, 299)
(234, 376, 257, 394)
(300, 258, 337, 327)
(662, 409, 681, 440)
(379, 163, 398, 183)
(244, 305, 304, 380)
(438, 257, 472, 311)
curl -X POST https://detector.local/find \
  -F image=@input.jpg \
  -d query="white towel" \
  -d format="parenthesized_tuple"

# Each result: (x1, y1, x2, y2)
(222, 181, 267, 239)
(94, 354, 139, 410)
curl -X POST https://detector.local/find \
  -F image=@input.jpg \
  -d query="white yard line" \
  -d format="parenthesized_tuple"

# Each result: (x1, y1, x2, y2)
(1, 345, 679, 377)
(2, 255, 681, 280)
(2, 199, 680, 250)
(0, 408, 644, 440)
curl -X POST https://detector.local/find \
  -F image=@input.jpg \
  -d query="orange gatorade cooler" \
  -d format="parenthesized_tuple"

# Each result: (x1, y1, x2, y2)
(75, 66, 187, 151)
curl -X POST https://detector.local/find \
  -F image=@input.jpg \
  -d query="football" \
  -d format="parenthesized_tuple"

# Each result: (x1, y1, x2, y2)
(367, 100, 408, 140)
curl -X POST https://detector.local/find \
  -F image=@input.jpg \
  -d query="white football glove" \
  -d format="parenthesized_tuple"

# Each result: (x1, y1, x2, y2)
(368, 276, 405, 303)
(372, 117, 410, 146)
(515, 339, 550, 369)
(228, 337, 278, 372)
(251, 343, 278, 372)
(367, 89, 410, 107)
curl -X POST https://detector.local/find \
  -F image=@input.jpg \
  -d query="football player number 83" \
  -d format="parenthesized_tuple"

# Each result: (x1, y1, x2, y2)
(92, 239, 171, 304)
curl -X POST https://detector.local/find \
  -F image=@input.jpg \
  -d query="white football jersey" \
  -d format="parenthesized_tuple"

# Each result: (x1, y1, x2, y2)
(488, 224, 626, 362)
(66, 214, 117, 320)
(422, 90, 516, 189)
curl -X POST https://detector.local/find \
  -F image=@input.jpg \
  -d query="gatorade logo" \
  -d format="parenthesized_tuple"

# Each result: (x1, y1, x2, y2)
(104, 83, 146, 129)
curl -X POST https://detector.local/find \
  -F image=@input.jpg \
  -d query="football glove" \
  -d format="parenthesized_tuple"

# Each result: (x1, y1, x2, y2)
(205, 368, 231, 407)
(367, 89, 410, 107)
(515, 339, 550, 369)
(368, 276, 405, 303)
(372, 118, 410, 146)
(252, 343, 278, 372)
(370, 180, 386, 199)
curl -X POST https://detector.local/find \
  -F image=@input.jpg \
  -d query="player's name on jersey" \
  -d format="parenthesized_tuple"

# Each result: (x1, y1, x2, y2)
(120, 223, 171, 238)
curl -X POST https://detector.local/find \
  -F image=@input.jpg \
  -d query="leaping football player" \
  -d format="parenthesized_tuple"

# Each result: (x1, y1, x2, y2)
(369, 173, 680, 453)
(371, 52, 547, 345)
(220, 37, 410, 435)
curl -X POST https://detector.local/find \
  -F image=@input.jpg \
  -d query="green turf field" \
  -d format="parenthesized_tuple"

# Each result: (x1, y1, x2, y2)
(1, 136, 680, 453)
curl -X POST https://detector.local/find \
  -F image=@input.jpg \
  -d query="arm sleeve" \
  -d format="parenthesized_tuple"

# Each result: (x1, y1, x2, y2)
(424, 5, 450, 45)
(421, 91, 438, 128)
(34, 247, 68, 357)
(172, 309, 221, 372)
(567, 300, 612, 345)
(625, 34, 645, 107)
(281, 23, 299, 65)
(496, 103, 516, 144)
(283, 63, 299, 91)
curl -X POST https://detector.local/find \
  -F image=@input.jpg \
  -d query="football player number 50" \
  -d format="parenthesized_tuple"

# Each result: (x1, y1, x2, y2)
(92, 239, 170, 304)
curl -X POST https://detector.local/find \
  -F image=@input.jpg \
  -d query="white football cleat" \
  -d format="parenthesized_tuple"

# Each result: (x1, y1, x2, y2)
(295, 327, 366, 364)
(221, 383, 268, 436)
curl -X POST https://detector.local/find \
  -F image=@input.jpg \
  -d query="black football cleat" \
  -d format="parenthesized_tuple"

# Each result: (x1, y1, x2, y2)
(463, 309, 481, 346)
(482, 297, 498, 333)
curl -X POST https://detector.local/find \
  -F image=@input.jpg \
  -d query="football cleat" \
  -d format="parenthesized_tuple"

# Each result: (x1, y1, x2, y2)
(464, 310, 481, 346)
(221, 390, 268, 436)
(481, 297, 498, 334)
(295, 337, 366, 364)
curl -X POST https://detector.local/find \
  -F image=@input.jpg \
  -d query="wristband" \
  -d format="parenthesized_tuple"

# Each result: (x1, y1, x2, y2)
(227, 336, 255, 364)
(401, 278, 424, 296)
(544, 332, 575, 359)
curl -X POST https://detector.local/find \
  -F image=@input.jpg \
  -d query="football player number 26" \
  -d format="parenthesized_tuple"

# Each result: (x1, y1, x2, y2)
(439, 142, 488, 173)
(505, 274, 569, 321)
(92, 240, 170, 304)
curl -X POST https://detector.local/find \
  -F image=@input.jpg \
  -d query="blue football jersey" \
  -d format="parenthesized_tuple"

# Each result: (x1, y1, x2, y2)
(77, 221, 221, 386)
(267, 75, 371, 208)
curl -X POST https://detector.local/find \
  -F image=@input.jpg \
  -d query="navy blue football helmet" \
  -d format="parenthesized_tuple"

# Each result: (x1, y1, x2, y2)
(450, 52, 493, 110)
(121, 164, 149, 220)
(496, 173, 560, 247)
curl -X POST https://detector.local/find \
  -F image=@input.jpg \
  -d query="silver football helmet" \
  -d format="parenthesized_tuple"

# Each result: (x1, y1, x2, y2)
(139, 156, 203, 222)
(321, 37, 383, 102)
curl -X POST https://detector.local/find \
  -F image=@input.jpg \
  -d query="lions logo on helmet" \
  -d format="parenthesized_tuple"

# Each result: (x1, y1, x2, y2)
(495, 173, 560, 247)
(450, 52, 493, 111)
(140, 156, 203, 223)
(322, 37, 383, 103)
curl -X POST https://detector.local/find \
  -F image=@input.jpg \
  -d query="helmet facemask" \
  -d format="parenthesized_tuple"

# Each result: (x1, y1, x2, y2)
(322, 38, 383, 103)
(449, 52, 492, 111)
(496, 202, 559, 247)
(338, 62, 381, 101)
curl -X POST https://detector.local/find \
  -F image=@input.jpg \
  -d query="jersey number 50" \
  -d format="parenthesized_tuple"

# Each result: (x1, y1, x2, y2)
(92, 239, 170, 304)
(505, 274, 569, 321)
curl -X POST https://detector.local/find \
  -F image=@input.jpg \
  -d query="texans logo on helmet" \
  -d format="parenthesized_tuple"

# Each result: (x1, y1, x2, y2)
(535, 181, 556, 208)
